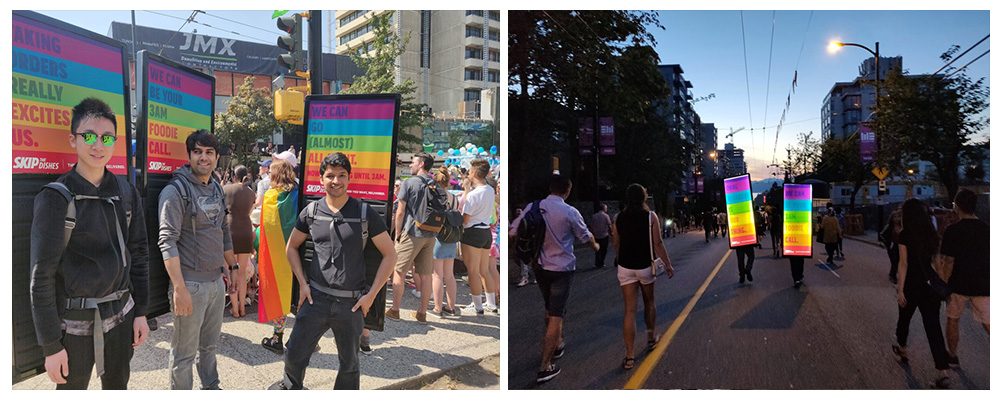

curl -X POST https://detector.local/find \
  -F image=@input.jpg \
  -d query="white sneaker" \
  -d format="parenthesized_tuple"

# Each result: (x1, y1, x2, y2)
(484, 305, 500, 315)
(410, 289, 421, 298)
(516, 277, 529, 287)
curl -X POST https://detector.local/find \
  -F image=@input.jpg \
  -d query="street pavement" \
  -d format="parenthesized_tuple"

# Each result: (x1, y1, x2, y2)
(13, 276, 500, 390)
(508, 227, 990, 389)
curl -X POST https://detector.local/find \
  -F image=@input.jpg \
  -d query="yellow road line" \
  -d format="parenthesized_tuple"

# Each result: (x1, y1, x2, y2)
(624, 249, 732, 389)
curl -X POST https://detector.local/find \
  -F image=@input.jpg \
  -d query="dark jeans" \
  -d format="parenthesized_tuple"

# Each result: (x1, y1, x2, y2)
(532, 264, 574, 318)
(595, 236, 610, 268)
(735, 246, 755, 276)
(283, 290, 364, 390)
(896, 288, 950, 370)
(824, 242, 838, 262)
(58, 310, 135, 390)
(789, 256, 805, 282)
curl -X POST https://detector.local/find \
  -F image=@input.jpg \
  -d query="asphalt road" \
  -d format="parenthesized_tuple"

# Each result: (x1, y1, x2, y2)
(508, 228, 990, 390)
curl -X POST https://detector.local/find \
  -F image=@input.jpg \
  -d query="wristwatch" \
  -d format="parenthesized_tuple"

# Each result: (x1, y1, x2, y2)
(228, 264, 240, 271)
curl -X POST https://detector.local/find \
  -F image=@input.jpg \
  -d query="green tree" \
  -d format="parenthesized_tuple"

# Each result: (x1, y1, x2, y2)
(785, 132, 822, 180)
(342, 13, 430, 150)
(870, 57, 989, 200)
(817, 136, 871, 212)
(215, 76, 287, 169)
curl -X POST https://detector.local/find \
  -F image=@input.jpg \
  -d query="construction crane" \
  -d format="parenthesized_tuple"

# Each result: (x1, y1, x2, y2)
(726, 127, 745, 144)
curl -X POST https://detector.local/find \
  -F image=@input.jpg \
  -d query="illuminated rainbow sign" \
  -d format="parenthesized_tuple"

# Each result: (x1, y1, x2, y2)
(12, 12, 130, 175)
(140, 53, 215, 174)
(724, 174, 757, 247)
(783, 184, 813, 257)
(303, 95, 400, 201)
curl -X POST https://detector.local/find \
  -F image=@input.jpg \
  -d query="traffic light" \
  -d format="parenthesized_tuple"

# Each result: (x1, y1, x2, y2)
(274, 89, 304, 121)
(276, 14, 303, 72)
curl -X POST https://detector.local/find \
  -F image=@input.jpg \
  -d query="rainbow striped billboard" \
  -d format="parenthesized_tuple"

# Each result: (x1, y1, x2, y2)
(140, 53, 215, 174)
(12, 12, 130, 175)
(724, 174, 757, 247)
(303, 95, 400, 201)
(783, 184, 813, 257)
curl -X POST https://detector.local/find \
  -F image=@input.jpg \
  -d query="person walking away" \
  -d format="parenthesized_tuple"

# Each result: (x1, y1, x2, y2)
(460, 159, 500, 314)
(881, 209, 903, 284)
(590, 203, 613, 268)
(431, 166, 460, 318)
(258, 160, 301, 354)
(735, 242, 756, 284)
(30, 98, 150, 389)
(388, 153, 439, 323)
(223, 165, 255, 317)
(938, 189, 989, 366)
(158, 130, 239, 390)
(717, 210, 728, 237)
(269, 152, 396, 390)
(509, 175, 598, 383)
(893, 199, 952, 388)
(835, 207, 846, 259)
(612, 184, 674, 370)
(820, 209, 842, 265)
(702, 211, 713, 243)
(769, 209, 783, 257)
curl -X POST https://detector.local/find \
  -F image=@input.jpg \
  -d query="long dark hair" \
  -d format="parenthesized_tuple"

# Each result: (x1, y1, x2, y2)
(620, 183, 649, 220)
(900, 198, 938, 254)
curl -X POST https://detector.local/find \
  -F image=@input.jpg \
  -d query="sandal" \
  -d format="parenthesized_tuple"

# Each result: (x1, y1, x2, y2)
(891, 344, 908, 363)
(622, 357, 635, 370)
(647, 334, 660, 351)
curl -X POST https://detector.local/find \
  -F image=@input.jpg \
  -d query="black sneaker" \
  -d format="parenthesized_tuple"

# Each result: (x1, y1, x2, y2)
(739, 274, 745, 284)
(536, 365, 561, 383)
(948, 354, 960, 367)
(553, 343, 565, 359)
(932, 376, 951, 389)
(746, 270, 753, 282)
(267, 380, 289, 390)
(262, 334, 284, 355)
(360, 336, 372, 355)
(794, 280, 803, 289)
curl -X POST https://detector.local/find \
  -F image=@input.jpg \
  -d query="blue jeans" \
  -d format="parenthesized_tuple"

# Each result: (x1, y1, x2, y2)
(282, 290, 364, 390)
(169, 278, 225, 390)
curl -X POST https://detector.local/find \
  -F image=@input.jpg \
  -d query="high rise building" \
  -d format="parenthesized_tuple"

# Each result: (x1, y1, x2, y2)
(821, 56, 902, 142)
(334, 10, 501, 119)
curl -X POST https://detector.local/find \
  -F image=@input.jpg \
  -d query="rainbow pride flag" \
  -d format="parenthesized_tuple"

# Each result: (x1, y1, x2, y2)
(257, 188, 298, 323)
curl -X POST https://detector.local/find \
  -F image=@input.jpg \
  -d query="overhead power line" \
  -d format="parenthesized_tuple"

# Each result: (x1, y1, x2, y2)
(932, 34, 989, 76)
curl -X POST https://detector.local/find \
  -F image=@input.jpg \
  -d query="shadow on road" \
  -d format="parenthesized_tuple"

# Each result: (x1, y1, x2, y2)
(730, 287, 807, 330)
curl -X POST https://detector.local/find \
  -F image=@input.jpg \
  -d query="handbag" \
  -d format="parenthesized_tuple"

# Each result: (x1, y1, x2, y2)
(925, 261, 952, 301)
(649, 212, 666, 276)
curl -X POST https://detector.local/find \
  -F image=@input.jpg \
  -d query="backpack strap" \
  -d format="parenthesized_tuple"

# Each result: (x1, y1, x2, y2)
(114, 175, 133, 229)
(339, 201, 369, 251)
(42, 182, 76, 250)
(168, 177, 198, 239)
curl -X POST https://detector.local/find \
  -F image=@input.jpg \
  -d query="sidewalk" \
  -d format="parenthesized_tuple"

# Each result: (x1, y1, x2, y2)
(842, 229, 884, 248)
(12, 276, 500, 390)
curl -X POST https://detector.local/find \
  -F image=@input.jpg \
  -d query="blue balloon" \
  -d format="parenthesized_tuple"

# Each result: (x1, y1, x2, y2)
(478, 147, 485, 154)
(490, 145, 498, 155)
(437, 150, 444, 156)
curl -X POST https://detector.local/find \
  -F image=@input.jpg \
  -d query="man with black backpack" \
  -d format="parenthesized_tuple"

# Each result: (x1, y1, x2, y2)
(387, 152, 443, 324)
(30, 98, 150, 389)
(509, 174, 598, 383)
(158, 129, 239, 390)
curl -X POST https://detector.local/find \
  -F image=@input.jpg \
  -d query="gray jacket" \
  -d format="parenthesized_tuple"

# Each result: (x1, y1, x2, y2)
(158, 165, 233, 282)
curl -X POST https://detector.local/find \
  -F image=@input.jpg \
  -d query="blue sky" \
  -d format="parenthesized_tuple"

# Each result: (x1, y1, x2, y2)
(647, 10, 990, 179)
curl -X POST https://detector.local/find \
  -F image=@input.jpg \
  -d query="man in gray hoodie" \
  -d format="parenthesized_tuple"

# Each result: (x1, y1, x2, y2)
(158, 129, 238, 390)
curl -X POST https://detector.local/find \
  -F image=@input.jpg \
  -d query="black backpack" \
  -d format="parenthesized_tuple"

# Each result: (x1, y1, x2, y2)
(513, 200, 547, 266)
(412, 175, 449, 233)
(436, 191, 464, 244)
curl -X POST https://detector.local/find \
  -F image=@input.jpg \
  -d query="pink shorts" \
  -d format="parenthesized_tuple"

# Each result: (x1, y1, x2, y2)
(946, 294, 990, 324)
(617, 265, 655, 286)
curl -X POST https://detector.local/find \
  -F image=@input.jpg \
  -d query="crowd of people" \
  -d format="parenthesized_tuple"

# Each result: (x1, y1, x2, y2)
(28, 98, 501, 390)
(510, 174, 988, 388)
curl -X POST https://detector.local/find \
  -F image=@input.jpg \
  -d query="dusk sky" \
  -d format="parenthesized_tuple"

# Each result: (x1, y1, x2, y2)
(33, 8, 991, 182)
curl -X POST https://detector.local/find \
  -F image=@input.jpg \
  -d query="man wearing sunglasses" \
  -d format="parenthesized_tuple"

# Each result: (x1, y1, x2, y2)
(30, 97, 150, 389)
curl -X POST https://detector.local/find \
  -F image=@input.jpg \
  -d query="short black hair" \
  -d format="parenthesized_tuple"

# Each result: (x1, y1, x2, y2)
(185, 129, 219, 153)
(549, 174, 572, 196)
(71, 97, 117, 135)
(320, 152, 352, 176)
(953, 188, 977, 214)
(413, 152, 434, 172)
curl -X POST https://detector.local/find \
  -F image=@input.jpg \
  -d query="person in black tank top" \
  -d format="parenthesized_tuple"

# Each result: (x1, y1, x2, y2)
(612, 184, 674, 370)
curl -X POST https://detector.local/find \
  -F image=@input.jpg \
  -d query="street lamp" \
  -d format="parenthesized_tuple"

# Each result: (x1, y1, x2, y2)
(831, 40, 884, 229)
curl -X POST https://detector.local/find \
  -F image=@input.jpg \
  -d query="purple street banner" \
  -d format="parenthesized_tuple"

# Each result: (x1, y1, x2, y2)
(599, 117, 614, 146)
(304, 95, 400, 201)
(783, 184, 813, 257)
(697, 176, 705, 194)
(859, 124, 876, 163)
(140, 52, 215, 174)
(13, 12, 130, 175)
(579, 117, 593, 152)
(724, 174, 757, 247)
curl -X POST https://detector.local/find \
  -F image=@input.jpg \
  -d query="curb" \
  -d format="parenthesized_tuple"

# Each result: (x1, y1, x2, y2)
(844, 234, 883, 248)
(377, 353, 500, 390)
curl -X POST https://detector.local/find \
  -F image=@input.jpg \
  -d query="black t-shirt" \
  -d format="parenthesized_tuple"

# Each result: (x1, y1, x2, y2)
(940, 219, 990, 296)
(295, 197, 388, 291)
(897, 229, 936, 294)
(615, 210, 653, 270)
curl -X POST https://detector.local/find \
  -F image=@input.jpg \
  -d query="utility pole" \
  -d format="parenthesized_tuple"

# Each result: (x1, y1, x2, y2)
(308, 10, 323, 95)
